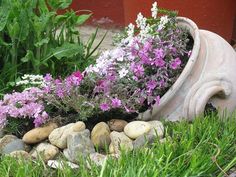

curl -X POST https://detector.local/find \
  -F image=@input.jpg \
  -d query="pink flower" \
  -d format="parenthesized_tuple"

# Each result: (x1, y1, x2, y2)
(111, 98, 122, 108)
(100, 103, 110, 111)
(73, 71, 83, 80)
(170, 57, 181, 69)
(188, 50, 192, 57)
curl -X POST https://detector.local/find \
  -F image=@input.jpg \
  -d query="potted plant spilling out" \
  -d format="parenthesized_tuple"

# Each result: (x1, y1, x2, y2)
(0, 1, 235, 164)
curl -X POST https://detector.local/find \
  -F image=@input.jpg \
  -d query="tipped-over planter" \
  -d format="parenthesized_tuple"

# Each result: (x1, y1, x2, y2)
(139, 17, 236, 121)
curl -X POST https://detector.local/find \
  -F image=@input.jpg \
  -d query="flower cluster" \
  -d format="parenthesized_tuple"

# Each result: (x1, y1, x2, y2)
(16, 74, 45, 88)
(0, 87, 48, 128)
(42, 2, 192, 121)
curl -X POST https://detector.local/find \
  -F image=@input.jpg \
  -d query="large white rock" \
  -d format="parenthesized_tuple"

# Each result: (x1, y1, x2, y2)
(110, 131, 133, 153)
(49, 121, 86, 149)
(124, 121, 151, 139)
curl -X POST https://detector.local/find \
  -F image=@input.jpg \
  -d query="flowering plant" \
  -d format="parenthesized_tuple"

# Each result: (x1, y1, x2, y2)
(43, 2, 193, 120)
(0, 87, 48, 129)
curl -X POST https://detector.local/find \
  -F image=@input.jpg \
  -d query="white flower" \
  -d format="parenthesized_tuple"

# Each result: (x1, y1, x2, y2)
(139, 24, 151, 41)
(118, 68, 129, 78)
(151, 2, 158, 19)
(127, 23, 135, 38)
(136, 13, 147, 30)
(158, 15, 169, 30)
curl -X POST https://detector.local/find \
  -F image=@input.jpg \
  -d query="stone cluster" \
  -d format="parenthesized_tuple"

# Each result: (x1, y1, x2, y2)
(0, 119, 165, 168)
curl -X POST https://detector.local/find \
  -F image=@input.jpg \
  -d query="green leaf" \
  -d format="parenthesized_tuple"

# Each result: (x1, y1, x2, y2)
(17, 9, 30, 41)
(48, 0, 73, 10)
(38, 0, 49, 14)
(52, 43, 83, 60)
(21, 50, 34, 63)
(34, 38, 50, 47)
(76, 14, 92, 26)
(0, 7, 9, 31)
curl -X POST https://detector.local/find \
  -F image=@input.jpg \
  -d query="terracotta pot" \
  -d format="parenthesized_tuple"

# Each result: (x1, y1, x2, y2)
(138, 17, 236, 121)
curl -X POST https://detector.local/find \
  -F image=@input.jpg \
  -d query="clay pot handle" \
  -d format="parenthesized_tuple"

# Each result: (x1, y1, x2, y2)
(183, 74, 232, 120)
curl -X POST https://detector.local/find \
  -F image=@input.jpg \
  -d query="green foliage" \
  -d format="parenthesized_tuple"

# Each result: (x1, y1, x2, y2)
(0, 0, 105, 94)
(0, 115, 236, 176)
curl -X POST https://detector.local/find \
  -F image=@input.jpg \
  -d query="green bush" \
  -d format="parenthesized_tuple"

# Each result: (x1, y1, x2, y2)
(0, 0, 105, 94)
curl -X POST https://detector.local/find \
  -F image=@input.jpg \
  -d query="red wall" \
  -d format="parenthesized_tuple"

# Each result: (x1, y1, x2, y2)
(70, 0, 236, 41)
(70, 0, 124, 26)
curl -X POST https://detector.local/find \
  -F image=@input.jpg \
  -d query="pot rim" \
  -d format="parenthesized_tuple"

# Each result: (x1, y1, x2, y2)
(151, 17, 201, 115)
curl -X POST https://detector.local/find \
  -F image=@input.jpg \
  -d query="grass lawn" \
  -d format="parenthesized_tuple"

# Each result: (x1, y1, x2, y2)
(0, 113, 235, 177)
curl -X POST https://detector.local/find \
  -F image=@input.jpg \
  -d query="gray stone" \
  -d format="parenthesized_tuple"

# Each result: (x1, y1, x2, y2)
(0, 135, 28, 154)
(133, 128, 166, 149)
(63, 129, 95, 163)
(2, 139, 25, 154)
(147, 120, 164, 138)
(9, 150, 31, 160)
(49, 121, 86, 149)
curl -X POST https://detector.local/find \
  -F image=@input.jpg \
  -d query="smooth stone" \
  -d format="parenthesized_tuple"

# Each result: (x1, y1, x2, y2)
(89, 153, 107, 166)
(110, 131, 133, 153)
(48, 160, 79, 169)
(147, 120, 164, 138)
(23, 123, 58, 144)
(107, 119, 128, 132)
(9, 150, 31, 160)
(49, 121, 86, 149)
(64, 129, 95, 163)
(109, 143, 115, 154)
(2, 139, 26, 154)
(133, 132, 167, 150)
(124, 121, 151, 139)
(91, 122, 111, 149)
(31, 142, 59, 162)
(0, 135, 18, 153)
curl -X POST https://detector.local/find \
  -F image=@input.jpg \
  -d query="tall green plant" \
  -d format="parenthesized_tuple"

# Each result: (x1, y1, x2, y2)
(0, 0, 105, 94)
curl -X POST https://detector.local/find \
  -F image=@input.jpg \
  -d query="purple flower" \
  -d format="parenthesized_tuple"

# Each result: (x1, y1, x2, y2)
(143, 40, 152, 52)
(138, 50, 150, 64)
(154, 58, 165, 67)
(100, 103, 110, 111)
(170, 57, 181, 69)
(44, 73, 52, 82)
(146, 80, 157, 90)
(130, 62, 145, 77)
(111, 98, 122, 108)
(154, 48, 165, 59)
(155, 95, 161, 105)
